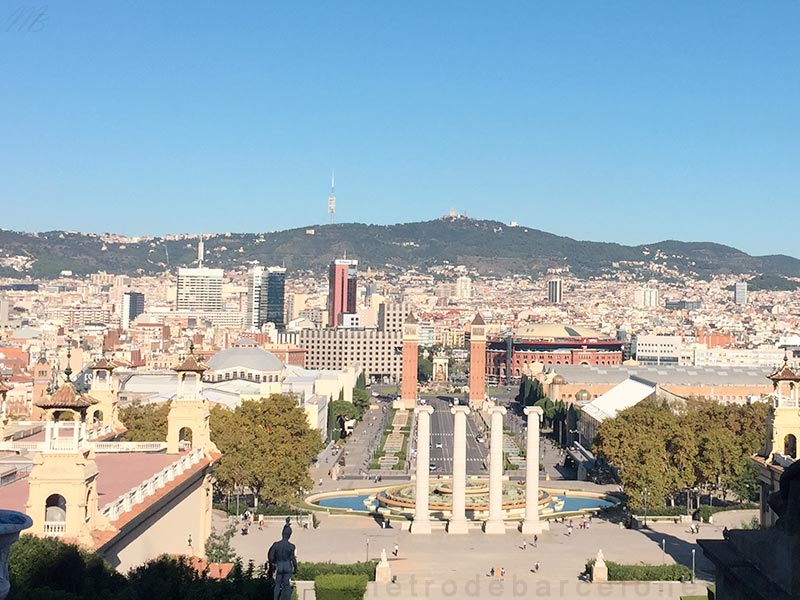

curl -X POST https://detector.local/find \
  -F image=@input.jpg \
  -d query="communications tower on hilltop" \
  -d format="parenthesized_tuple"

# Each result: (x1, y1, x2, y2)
(328, 172, 336, 224)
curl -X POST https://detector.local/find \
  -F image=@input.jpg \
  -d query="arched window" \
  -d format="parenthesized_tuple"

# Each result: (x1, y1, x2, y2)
(785, 434, 797, 459)
(45, 493, 67, 522)
(179, 427, 194, 451)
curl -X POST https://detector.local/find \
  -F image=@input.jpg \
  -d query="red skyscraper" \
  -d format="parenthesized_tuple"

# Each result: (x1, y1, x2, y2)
(328, 258, 358, 327)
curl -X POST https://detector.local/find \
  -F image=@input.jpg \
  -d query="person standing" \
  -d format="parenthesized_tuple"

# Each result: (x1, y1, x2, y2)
(267, 526, 298, 600)
(393, 542, 399, 557)
(521, 539, 527, 550)
(533, 534, 538, 548)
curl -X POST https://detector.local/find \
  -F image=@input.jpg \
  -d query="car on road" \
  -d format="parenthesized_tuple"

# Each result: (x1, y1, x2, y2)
(435, 442, 443, 449)
(429, 463, 437, 471)
(476, 435, 485, 443)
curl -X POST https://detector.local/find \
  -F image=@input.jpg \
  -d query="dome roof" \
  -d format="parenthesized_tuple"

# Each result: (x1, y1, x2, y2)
(515, 323, 603, 340)
(207, 341, 283, 373)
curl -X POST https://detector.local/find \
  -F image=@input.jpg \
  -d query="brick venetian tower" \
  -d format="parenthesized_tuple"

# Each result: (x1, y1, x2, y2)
(399, 312, 419, 410)
(468, 313, 486, 408)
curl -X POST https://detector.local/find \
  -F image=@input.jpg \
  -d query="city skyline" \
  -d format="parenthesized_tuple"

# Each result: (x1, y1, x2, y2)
(2, 2, 799, 257)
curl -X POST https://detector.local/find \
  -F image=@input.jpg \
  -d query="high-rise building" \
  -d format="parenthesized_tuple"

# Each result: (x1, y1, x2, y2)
(176, 267, 223, 311)
(247, 266, 287, 330)
(121, 291, 145, 330)
(456, 276, 472, 299)
(328, 258, 358, 327)
(547, 279, 563, 304)
(264, 267, 286, 330)
(734, 281, 748, 305)
(634, 287, 659, 308)
(246, 265, 266, 329)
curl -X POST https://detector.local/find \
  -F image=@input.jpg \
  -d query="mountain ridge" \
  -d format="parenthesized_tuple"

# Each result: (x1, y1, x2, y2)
(0, 217, 797, 284)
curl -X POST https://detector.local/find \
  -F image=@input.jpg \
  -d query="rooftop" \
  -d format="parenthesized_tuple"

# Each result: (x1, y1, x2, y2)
(549, 364, 772, 387)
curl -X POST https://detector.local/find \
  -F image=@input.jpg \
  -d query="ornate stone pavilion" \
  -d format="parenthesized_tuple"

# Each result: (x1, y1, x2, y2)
(0, 351, 220, 571)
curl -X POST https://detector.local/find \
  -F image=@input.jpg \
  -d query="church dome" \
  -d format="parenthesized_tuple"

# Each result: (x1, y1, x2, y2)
(207, 338, 283, 373)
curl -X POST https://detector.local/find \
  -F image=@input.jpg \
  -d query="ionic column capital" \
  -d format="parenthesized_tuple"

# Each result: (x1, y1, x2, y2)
(487, 405, 507, 417)
(523, 406, 543, 419)
(415, 404, 435, 416)
(450, 405, 471, 417)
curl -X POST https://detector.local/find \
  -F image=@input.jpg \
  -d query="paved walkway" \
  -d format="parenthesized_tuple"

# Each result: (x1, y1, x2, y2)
(226, 507, 716, 599)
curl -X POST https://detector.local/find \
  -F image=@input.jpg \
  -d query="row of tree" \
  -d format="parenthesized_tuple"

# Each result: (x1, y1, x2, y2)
(593, 397, 769, 510)
(120, 379, 376, 508)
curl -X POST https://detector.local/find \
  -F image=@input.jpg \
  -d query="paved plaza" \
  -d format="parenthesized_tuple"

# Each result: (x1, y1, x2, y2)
(224, 505, 742, 599)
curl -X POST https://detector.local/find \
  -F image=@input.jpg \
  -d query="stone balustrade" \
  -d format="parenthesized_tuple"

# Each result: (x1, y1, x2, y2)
(100, 448, 204, 522)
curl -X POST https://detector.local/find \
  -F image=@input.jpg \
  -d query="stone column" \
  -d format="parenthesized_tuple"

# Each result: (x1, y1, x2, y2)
(484, 405, 507, 534)
(411, 404, 434, 534)
(448, 405, 471, 534)
(522, 406, 547, 534)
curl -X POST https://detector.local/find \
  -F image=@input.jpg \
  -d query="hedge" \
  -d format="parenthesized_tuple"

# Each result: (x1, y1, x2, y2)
(295, 561, 376, 582)
(695, 503, 758, 523)
(586, 559, 692, 581)
(638, 506, 687, 517)
(314, 574, 368, 600)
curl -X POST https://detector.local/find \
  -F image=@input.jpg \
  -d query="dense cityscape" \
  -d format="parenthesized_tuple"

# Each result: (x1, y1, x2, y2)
(3, 3, 798, 599)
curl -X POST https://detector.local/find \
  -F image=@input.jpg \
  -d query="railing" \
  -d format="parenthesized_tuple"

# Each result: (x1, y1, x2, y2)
(100, 447, 205, 522)
(0, 440, 168, 453)
(774, 453, 797, 468)
(43, 521, 66, 536)
(88, 425, 113, 440)
(92, 441, 167, 453)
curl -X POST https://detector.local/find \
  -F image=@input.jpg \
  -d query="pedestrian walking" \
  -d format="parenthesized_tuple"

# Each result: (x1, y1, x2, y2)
(521, 540, 527, 550)
(533, 534, 538, 548)
(393, 542, 399, 557)
(534, 561, 540, 573)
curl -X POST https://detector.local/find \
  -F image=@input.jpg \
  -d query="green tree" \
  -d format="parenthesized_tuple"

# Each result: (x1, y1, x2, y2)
(533, 397, 555, 426)
(730, 460, 760, 503)
(352, 388, 370, 416)
(594, 399, 680, 510)
(211, 395, 324, 507)
(119, 401, 170, 442)
(418, 352, 433, 382)
(205, 523, 238, 563)
(355, 372, 367, 390)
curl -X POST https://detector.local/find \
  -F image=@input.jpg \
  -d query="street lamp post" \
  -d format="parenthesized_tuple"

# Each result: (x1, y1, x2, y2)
(661, 539, 666, 564)
(642, 488, 649, 528)
(366, 537, 370, 562)
(691, 548, 696, 583)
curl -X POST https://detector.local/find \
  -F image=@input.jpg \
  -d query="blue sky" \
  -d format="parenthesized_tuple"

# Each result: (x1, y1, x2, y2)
(2, 2, 799, 257)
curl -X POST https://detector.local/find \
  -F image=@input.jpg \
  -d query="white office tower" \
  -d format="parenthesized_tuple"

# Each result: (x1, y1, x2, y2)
(456, 275, 472, 300)
(734, 281, 748, 305)
(121, 291, 145, 330)
(176, 267, 223, 311)
(247, 265, 266, 329)
(548, 279, 563, 304)
(634, 287, 659, 308)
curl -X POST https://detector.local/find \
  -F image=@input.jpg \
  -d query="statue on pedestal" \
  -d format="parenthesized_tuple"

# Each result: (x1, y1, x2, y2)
(768, 460, 800, 534)
(267, 522, 298, 600)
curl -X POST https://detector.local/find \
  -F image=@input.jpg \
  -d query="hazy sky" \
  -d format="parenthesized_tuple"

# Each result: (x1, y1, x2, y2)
(2, 2, 798, 257)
